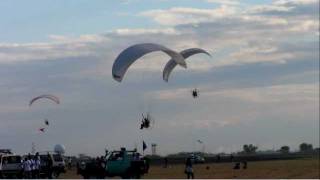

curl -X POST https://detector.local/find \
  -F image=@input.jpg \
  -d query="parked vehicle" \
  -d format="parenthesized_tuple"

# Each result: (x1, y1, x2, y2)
(106, 148, 148, 178)
(38, 152, 66, 178)
(77, 148, 149, 179)
(189, 154, 205, 164)
(0, 154, 23, 178)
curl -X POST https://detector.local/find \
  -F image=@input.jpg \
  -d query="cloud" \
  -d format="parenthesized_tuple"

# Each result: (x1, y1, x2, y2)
(206, 0, 240, 6)
(149, 83, 318, 103)
(113, 28, 180, 35)
(140, 6, 238, 26)
(0, 0, 317, 72)
(274, 0, 318, 6)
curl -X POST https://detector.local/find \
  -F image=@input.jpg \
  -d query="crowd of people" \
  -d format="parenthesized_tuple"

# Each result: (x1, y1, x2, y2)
(21, 153, 54, 179)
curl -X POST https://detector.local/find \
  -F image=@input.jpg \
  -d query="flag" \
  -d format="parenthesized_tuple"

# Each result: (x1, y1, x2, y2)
(143, 141, 147, 151)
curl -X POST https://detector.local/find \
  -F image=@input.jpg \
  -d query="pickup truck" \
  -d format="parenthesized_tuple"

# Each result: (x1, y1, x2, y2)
(106, 149, 149, 178)
(78, 148, 149, 179)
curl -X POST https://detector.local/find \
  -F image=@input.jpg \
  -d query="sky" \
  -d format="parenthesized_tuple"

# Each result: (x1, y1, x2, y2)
(0, 0, 319, 156)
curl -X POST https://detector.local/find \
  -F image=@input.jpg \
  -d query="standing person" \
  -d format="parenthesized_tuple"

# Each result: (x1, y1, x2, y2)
(242, 161, 247, 169)
(30, 155, 36, 178)
(23, 157, 31, 179)
(34, 153, 41, 178)
(143, 156, 150, 173)
(185, 157, 194, 179)
(230, 154, 234, 162)
(164, 157, 168, 168)
(68, 157, 72, 170)
(46, 153, 53, 179)
(216, 154, 221, 163)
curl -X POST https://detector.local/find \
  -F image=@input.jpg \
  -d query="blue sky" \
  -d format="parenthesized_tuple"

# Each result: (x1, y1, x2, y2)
(0, 0, 272, 43)
(0, 0, 318, 156)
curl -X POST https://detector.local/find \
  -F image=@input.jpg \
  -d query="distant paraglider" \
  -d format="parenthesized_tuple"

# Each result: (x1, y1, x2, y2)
(44, 119, 49, 126)
(29, 94, 60, 106)
(112, 43, 187, 82)
(192, 89, 199, 98)
(39, 128, 45, 132)
(161, 48, 210, 99)
(162, 48, 211, 82)
(29, 95, 59, 133)
(140, 113, 154, 130)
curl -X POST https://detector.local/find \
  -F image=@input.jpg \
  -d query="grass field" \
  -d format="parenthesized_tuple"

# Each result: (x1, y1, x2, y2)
(60, 158, 319, 179)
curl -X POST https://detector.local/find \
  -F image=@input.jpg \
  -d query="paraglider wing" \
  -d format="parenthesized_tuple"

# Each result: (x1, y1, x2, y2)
(112, 43, 187, 82)
(163, 48, 211, 82)
(29, 94, 60, 106)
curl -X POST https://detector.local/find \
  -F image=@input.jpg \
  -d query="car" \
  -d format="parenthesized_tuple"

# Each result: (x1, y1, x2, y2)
(189, 154, 205, 164)
(0, 154, 23, 178)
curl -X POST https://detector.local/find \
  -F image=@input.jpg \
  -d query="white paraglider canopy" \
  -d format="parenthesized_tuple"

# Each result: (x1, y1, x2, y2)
(163, 48, 211, 82)
(54, 144, 65, 154)
(112, 43, 187, 82)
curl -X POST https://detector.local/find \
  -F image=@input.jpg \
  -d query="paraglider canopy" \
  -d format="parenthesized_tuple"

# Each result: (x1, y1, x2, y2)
(163, 48, 211, 82)
(112, 43, 187, 82)
(29, 94, 60, 106)
(54, 144, 65, 154)
(39, 128, 45, 132)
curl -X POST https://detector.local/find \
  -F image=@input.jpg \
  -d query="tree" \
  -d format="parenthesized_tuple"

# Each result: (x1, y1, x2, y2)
(299, 143, 313, 153)
(242, 144, 258, 154)
(279, 146, 290, 154)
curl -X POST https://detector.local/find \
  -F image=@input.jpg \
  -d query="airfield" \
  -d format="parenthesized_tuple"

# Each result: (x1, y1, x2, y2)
(60, 158, 319, 179)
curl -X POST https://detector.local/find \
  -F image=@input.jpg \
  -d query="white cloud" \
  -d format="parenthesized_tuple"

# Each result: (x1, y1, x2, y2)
(207, 83, 318, 103)
(149, 83, 318, 103)
(113, 28, 180, 35)
(274, 0, 318, 6)
(0, 0, 317, 72)
(206, 0, 240, 6)
(140, 6, 238, 26)
(248, 4, 294, 13)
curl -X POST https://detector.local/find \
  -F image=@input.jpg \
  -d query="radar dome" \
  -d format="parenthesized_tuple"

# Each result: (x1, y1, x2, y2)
(54, 144, 65, 154)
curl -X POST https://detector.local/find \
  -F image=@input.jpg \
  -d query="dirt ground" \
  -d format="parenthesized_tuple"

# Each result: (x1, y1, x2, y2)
(60, 158, 319, 179)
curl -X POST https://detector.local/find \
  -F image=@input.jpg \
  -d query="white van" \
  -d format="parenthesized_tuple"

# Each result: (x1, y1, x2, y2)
(0, 154, 23, 178)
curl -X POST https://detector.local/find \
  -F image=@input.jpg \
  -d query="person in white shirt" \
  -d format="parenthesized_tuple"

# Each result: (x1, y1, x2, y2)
(23, 157, 31, 179)
(30, 158, 35, 178)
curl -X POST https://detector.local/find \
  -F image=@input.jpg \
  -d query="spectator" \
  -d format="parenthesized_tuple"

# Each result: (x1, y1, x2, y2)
(46, 153, 53, 179)
(34, 153, 41, 178)
(22, 157, 31, 179)
(185, 157, 194, 179)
